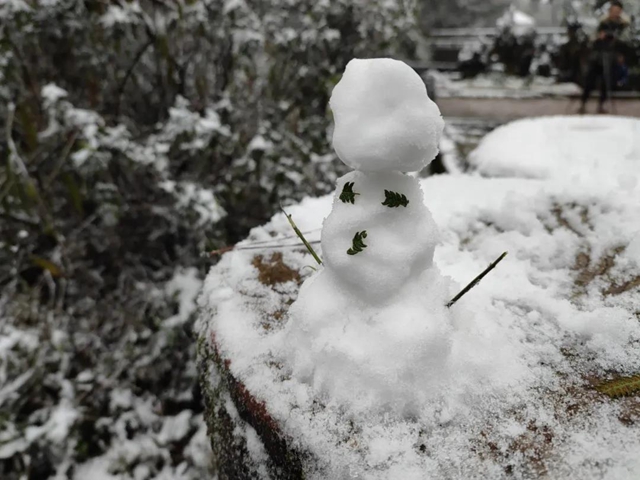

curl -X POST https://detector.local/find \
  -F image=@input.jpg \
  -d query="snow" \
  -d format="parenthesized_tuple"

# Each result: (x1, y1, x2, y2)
(99, 3, 141, 28)
(628, 234, 640, 264)
(199, 114, 640, 478)
(279, 58, 512, 417)
(469, 116, 640, 186)
(497, 7, 536, 36)
(164, 267, 203, 327)
(158, 410, 193, 445)
(160, 181, 226, 226)
(42, 83, 68, 106)
(330, 58, 443, 172)
(1, 260, 212, 480)
(45, 400, 79, 443)
(223, 394, 272, 478)
(248, 134, 273, 152)
(66, 107, 104, 167)
(223, 0, 246, 14)
(430, 70, 582, 99)
(39, 84, 232, 180)
(319, 170, 439, 304)
(0, 328, 38, 408)
(165, 96, 229, 146)
(73, 458, 121, 480)
(513, 11, 535, 27)
(0, 0, 30, 16)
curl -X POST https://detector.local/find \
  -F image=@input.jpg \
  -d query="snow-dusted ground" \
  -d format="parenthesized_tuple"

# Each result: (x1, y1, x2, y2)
(432, 71, 582, 99)
(199, 115, 640, 479)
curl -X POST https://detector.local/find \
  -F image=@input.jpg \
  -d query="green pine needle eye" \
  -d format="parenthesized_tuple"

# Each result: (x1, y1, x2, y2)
(382, 190, 409, 208)
(347, 230, 368, 255)
(339, 182, 360, 204)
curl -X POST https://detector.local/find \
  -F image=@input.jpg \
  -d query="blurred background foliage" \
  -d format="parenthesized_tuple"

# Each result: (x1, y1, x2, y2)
(0, 0, 419, 478)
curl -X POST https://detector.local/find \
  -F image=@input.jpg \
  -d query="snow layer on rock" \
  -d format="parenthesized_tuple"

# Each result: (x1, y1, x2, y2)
(330, 58, 443, 172)
(198, 117, 640, 478)
(469, 116, 640, 185)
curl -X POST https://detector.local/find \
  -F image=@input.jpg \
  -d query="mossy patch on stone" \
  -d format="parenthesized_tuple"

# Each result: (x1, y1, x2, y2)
(252, 252, 301, 286)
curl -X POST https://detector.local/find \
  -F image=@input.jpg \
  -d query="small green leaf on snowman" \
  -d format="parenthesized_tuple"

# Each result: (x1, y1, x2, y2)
(339, 182, 360, 204)
(347, 230, 368, 255)
(382, 190, 409, 208)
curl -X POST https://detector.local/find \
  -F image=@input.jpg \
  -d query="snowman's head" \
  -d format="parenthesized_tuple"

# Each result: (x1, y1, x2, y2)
(330, 58, 444, 173)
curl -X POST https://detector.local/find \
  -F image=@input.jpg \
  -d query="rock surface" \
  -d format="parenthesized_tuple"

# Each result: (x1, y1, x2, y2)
(197, 172, 640, 479)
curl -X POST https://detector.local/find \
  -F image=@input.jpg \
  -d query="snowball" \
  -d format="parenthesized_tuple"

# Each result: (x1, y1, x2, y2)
(330, 58, 443, 172)
(282, 263, 516, 416)
(321, 170, 438, 304)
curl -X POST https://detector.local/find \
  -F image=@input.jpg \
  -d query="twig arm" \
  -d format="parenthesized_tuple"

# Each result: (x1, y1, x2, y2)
(446, 252, 508, 308)
(280, 206, 323, 265)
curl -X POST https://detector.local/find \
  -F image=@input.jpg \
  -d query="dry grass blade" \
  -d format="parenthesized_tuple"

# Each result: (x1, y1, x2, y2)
(206, 241, 321, 257)
(595, 375, 640, 399)
(280, 206, 323, 265)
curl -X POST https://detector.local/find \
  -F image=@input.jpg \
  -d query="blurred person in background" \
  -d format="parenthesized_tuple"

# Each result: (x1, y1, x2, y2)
(578, 0, 631, 114)
(557, 21, 589, 83)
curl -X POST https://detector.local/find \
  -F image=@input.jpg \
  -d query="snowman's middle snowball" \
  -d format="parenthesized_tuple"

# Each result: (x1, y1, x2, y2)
(322, 170, 439, 305)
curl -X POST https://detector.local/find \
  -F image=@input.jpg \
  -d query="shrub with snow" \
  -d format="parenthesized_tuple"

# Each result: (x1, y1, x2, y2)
(0, 2, 422, 478)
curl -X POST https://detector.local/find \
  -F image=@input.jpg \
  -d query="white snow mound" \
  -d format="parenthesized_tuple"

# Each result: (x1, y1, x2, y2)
(330, 58, 444, 172)
(469, 115, 640, 186)
(199, 115, 640, 479)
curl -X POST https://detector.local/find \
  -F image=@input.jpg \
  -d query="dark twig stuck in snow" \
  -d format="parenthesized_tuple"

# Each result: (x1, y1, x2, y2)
(446, 251, 508, 308)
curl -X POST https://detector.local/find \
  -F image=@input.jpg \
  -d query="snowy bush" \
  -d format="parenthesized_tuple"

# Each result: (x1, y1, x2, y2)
(0, 1, 419, 479)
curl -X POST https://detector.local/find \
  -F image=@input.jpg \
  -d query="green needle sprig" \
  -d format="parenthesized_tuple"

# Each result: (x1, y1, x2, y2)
(382, 190, 409, 208)
(339, 182, 360, 204)
(347, 230, 368, 256)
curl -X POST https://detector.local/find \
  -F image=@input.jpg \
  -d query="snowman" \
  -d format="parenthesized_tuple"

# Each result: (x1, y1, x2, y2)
(281, 58, 462, 414)
(321, 58, 445, 305)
